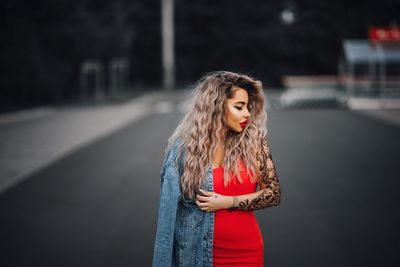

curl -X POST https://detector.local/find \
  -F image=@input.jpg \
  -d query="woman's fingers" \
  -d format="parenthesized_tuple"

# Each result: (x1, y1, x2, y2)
(197, 205, 215, 213)
(196, 200, 207, 207)
(196, 200, 214, 212)
(196, 195, 209, 201)
(199, 189, 213, 196)
(196, 191, 220, 212)
(200, 206, 212, 212)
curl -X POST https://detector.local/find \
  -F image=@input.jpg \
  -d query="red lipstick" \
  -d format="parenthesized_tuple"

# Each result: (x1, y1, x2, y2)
(240, 121, 248, 127)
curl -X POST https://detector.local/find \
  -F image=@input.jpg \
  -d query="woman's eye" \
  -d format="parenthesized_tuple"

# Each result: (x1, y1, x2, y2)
(235, 106, 243, 110)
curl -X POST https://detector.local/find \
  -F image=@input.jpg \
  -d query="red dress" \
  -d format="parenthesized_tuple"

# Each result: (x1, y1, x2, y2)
(212, 162, 264, 266)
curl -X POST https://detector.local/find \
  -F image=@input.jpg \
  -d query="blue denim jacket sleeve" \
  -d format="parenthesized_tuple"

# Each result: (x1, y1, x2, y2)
(152, 140, 182, 267)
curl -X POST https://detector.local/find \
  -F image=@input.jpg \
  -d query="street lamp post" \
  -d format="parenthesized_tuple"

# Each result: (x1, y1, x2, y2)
(161, 0, 175, 90)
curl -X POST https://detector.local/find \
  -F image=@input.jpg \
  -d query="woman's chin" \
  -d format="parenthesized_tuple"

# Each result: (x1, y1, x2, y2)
(231, 128, 244, 134)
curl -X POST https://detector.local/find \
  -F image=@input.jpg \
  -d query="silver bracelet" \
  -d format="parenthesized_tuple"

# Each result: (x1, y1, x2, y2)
(228, 196, 239, 210)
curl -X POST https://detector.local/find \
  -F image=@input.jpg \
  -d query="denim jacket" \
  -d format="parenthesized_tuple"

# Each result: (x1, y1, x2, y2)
(152, 140, 215, 267)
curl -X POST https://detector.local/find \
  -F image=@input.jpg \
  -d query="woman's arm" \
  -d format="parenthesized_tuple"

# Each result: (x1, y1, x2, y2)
(196, 138, 281, 212)
(196, 168, 280, 212)
(235, 139, 281, 211)
(152, 141, 182, 267)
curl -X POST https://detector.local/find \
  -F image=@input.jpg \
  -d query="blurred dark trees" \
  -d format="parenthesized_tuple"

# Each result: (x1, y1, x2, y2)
(0, 0, 399, 112)
(175, 0, 400, 85)
(0, 0, 160, 112)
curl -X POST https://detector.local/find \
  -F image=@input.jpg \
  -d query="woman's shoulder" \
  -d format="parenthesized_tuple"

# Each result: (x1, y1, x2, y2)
(253, 132, 270, 153)
(168, 137, 185, 154)
(164, 138, 185, 167)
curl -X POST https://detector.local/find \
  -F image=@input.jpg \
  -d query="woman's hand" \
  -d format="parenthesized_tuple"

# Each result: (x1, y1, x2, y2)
(195, 189, 233, 212)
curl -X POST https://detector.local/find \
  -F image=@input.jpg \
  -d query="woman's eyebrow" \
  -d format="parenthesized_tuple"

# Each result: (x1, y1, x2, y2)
(235, 101, 247, 105)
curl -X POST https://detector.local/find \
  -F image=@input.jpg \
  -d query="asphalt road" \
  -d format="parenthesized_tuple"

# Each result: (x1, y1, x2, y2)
(0, 100, 399, 266)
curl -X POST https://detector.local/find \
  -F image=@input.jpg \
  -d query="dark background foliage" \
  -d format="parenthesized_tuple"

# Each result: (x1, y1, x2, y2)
(0, 0, 399, 112)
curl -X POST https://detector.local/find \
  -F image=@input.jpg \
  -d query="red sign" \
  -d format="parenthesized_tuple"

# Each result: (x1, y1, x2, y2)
(370, 27, 400, 42)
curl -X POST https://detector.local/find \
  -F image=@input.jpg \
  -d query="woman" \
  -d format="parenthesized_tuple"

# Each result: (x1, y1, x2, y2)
(152, 71, 281, 267)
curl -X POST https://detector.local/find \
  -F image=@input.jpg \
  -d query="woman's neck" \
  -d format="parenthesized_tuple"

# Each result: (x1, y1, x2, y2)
(213, 143, 226, 168)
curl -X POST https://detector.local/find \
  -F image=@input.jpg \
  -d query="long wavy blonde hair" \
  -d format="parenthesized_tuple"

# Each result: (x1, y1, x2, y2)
(167, 71, 267, 200)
